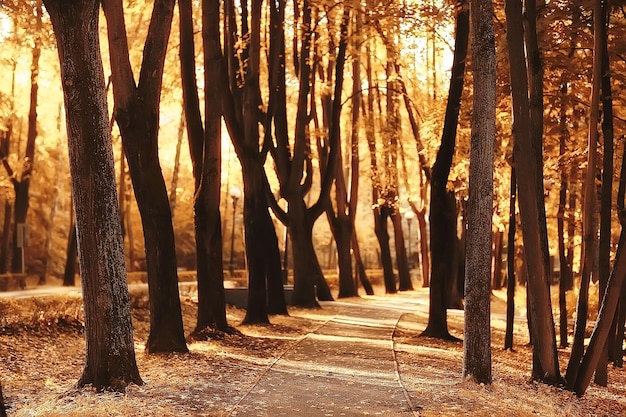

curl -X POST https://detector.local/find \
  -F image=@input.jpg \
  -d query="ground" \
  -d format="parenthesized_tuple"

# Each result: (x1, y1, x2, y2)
(0, 283, 624, 416)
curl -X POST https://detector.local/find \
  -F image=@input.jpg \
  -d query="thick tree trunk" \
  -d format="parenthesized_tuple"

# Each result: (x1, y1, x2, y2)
(463, 0, 496, 383)
(423, 0, 468, 340)
(103, 0, 187, 354)
(44, 0, 142, 390)
(241, 160, 287, 321)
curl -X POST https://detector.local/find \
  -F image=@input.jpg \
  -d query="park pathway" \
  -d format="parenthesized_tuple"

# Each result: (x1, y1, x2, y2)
(229, 297, 425, 417)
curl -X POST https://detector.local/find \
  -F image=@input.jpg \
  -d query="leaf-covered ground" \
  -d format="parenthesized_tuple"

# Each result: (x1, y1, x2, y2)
(0, 285, 624, 416)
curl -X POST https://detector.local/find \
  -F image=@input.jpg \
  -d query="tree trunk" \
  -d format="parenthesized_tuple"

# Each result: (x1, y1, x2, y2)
(44, 0, 142, 390)
(392, 211, 413, 291)
(374, 205, 397, 294)
(0, 201, 12, 274)
(102, 0, 188, 354)
(423, 0, 469, 340)
(464, 0, 495, 382)
(416, 206, 430, 287)
(63, 220, 77, 287)
(179, 0, 232, 334)
(595, 1, 613, 385)
(169, 108, 185, 217)
(220, 0, 286, 319)
(573, 230, 626, 396)
(557, 82, 571, 348)
(9, 0, 41, 275)
(505, 0, 561, 384)
(492, 230, 503, 290)
(505, 165, 516, 350)
(566, 0, 603, 387)
(352, 231, 374, 295)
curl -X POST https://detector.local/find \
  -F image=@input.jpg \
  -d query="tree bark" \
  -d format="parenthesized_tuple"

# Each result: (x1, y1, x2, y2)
(423, 0, 469, 340)
(102, 0, 187, 354)
(44, 0, 142, 390)
(463, 0, 495, 383)
(63, 219, 77, 287)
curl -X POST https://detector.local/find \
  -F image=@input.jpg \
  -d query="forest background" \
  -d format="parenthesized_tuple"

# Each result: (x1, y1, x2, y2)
(0, 0, 625, 400)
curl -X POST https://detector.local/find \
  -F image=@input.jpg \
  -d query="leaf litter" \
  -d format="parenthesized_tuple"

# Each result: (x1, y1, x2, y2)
(0, 286, 624, 416)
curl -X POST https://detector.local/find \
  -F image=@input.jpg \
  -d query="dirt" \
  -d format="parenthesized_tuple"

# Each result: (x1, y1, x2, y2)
(0, 285, 624, 416)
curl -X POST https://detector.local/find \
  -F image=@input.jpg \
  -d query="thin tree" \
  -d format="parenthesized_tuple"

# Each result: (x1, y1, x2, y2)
(566, 0, 603, 386)
(463, 0, 495, 384)
(102, 0, 188, 353)
(422, 0, 469, 340)
(595, 0, 614, 385)
(0, 0, 42, 275)
(44, 0, 142, 390)
(504, 163, 516, 350)
(504, 0, 561, 384)
(179, 0, 232, 334)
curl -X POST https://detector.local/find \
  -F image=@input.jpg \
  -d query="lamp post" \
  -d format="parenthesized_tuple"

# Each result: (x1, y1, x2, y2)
(404, 210, 415, 270)
(229, 186, 241, 277)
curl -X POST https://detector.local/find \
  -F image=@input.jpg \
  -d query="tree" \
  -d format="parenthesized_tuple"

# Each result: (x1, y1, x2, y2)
(595, 0, 614, 384)
(179, 0, 231, 334)
(566, 0, 604, 387)
(422, 0, 469, 340)
(504, 0, 561, 384)
(0, 0, 42, 275)
(43, 0, 142, 390)
(102, 0, 188, 353)
(220, 0, 287, 321)
(463, 0, 495, 384)
(267, 0, 342, 307)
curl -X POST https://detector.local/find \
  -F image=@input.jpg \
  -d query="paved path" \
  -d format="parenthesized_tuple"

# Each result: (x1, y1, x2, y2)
(229, 298, 424, 417)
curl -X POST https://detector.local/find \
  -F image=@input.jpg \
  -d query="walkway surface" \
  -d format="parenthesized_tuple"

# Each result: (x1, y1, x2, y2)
(229, 297, 426, 417)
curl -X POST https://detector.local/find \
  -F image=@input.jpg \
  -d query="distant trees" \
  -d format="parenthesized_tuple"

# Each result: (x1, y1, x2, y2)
(43, 0, 141, 390)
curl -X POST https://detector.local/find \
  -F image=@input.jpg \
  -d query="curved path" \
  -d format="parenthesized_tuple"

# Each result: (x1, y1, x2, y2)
(229, 298, 424, 417)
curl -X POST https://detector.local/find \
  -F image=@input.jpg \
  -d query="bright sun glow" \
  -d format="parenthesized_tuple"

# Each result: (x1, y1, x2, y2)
(0, 12, 11, 42)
